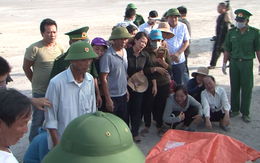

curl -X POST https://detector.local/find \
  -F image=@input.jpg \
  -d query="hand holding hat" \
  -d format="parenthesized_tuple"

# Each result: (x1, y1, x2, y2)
(127, 72, 148, 93)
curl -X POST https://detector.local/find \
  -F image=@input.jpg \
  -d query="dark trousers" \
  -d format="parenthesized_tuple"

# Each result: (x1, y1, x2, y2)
(99, 93, 128, 124)
(230, 59, 253, 116)
(29, 93, 45, 143)
(210, 110, 225, 122)
(172, 106, 198, 128)
(128, 86, 143, 137)
(143, 84, 169, 128)
(209, 41, 224, 66)
(171, 62, 186, 85)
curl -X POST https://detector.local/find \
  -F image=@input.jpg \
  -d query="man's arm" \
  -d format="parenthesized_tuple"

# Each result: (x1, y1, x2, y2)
(23, 58, 34, 83)
(171, 40, 189, 63)
(49, 129, 59, 148)
(100, 73, 114, 112)
(94, 78, 102, 108)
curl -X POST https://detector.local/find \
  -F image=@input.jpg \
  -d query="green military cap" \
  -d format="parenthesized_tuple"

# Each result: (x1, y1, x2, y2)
(42, 111, 146, 163)
(64, 26, 89, 40)
(126, 3, 137, 10)
(109, 27, 132, 40)
(235, 9, 252, 22)
(64, 41, 98, 60)
(166, 8, 181, 18)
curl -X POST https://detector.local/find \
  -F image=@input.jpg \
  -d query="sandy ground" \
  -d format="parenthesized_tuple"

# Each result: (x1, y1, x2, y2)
(1, 0, 260, 162)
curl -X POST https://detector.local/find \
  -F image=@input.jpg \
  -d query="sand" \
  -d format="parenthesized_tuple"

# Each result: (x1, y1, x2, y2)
(1, 0, 260, 162)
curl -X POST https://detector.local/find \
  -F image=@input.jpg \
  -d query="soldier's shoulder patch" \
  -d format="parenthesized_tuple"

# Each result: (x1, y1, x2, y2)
(251, 27, 259, 32)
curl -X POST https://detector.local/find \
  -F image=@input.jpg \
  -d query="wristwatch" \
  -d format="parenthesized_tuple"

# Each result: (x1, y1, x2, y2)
(154, 68, 157, 72)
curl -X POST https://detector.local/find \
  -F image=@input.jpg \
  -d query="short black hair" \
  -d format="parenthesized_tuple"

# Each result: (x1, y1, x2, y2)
(125, 8, 136, 18)
(174, 85, 188, 95)
(177, 6, 187, 15)
(219, 2, 226, 8)
(149, 10, 158, 18)
(203, 75, 216, 83)
(0, 56, 11, 76)
(40, 18, 57, 33)
(126, 25, 138, 34)
(0, 89, 32, 127)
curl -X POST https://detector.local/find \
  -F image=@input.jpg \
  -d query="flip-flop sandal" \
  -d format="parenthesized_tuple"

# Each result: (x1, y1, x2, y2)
(140, 128, 149, 137)
(197, 121, 206, 129)
(133, 136, 141, 143)
(219, 124, 231, 132)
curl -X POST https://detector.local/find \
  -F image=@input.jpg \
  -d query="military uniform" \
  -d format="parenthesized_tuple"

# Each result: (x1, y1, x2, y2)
(224, 9, 260, 121)
(134, 14, 145, 27)
(49, 51, 98, 80)
(49, 26, 98, 80)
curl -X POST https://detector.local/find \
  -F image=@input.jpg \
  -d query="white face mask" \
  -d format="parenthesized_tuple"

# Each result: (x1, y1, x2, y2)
(236, 22, 246, 29)
(150, 42, 161, 49)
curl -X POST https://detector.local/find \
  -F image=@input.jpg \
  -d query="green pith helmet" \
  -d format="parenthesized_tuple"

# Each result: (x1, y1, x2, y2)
(126, 3, 137, 10)
(64, 26, 89, 40)
(166, 8, 181, 18)
(234, 9, 252, 22)
(109, 27, 132, 41)
(42, 111, 145, 163)
(64, 41, 98, 60)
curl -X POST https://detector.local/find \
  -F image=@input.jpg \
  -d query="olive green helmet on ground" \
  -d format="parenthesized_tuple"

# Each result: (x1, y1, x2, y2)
(64, 41, 98, 60)
(42, 111, 146, 163)
(109, 27, 132, 41)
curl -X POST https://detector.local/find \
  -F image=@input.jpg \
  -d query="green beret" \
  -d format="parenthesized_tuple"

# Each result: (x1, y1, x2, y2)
(64, 41, 98, 60)
(109, 27, 132, 41)
(166, 8, 181, 18)
(235, 9, 252, 22)
(126, 3, 137, 10)
(65, 26, 89, 40)
(42, 111, 145, 163)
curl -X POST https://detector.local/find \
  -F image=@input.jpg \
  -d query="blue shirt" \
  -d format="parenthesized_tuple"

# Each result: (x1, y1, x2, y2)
(100, 45, 128, 97)
(23, 127, 49, 163)
(186, 78, 205, 103)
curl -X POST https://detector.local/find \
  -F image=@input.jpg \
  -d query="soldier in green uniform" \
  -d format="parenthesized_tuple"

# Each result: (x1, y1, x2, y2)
(222, 9, 260, 123)
(42, 111, 145, 163)
(49, 26, 102, 108)
(126, 3, 145, 27)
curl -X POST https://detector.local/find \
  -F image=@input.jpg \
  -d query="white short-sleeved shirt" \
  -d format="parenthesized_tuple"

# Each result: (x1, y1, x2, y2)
(115, 20, 138, 29)
(45, 67, 96, 149)
(138, 22, 158, 35)
(0, 149, 18, 163)
(165, 22, 190, 65)
(201, 86, 230, 117)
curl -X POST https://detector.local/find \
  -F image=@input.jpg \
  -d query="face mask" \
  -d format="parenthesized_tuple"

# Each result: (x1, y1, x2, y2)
(236, 22, 246, 29)
(150, 42, 161, 49)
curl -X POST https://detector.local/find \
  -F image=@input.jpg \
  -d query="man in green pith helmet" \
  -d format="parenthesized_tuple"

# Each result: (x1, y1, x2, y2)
(44, 41, 98, 149)
(99, 27, 132, 124)
(42, 111, 146, 163)
(49, 26, 102, 108)
(126, 3, 145, 27)
(223, 9, 260, 123)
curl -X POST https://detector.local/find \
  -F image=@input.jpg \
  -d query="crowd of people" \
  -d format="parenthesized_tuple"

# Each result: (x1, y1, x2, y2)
(0, 1, 260, 163)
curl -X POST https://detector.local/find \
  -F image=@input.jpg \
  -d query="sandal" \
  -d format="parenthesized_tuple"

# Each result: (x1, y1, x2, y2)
(219, 124, 231, 132)
(133, 136, 141, 143)
(157, 128, 165, 137)
(140, 128, 149, 137)
(197, 121, 206, 129)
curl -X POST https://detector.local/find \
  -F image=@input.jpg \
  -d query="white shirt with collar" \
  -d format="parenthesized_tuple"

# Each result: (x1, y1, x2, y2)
(201, 86, 230, 117)
(115, 19, 138, 29)
(138, 22, 158, 35)
(45, 66, 96, 149)
(166, 21, 190, 65)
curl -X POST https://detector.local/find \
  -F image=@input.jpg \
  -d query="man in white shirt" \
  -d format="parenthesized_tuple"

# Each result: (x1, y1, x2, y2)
(44, 41, 98, 149)
(138, 10, 159, 35)
(165, 8, 190, 85)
